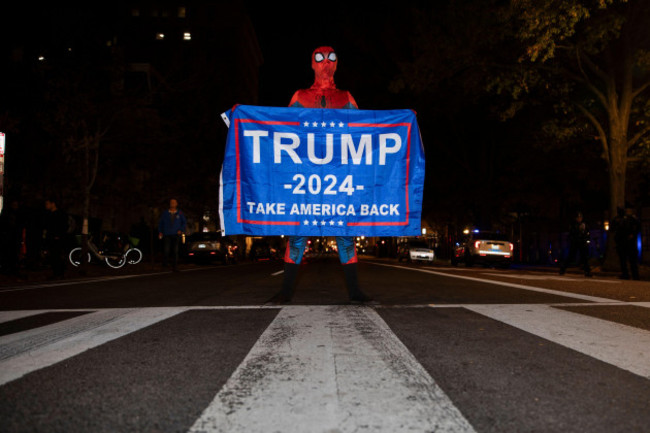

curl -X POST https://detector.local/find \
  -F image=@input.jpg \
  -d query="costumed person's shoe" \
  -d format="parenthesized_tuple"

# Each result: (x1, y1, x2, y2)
(343, 263, 378, 305)
(266, 262, 299, 304)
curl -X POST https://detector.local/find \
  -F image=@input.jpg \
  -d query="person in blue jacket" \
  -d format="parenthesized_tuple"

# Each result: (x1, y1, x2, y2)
(158, 198, 186, 271)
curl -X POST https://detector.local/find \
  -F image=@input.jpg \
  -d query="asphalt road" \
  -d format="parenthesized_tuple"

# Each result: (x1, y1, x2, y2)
(1, 255, 649, 432)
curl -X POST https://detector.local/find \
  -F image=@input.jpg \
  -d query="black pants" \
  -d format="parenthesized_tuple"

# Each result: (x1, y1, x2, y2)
(617, 243, 639, 279)
(162, 235, 180, 268)
(46, 238, 66, 277)
(561, 243, 590, 274)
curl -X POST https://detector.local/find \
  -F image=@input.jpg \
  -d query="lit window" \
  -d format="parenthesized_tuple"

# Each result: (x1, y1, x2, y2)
(178, 7, 186, 18)
(156, 33, 165, 40)
(183, 32, 191, 41)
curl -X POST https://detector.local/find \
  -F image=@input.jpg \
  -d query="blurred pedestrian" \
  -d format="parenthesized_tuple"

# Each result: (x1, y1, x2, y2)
(559, 212, 592, 277)
(43, 198, 68, 279)
(158, 198, 186, 271)
(612, 206, 641, 280)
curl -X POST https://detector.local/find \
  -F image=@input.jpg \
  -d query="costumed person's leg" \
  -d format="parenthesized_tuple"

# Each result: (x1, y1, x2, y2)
(336, 236, 374, 303)
(267, 236, 307, 303)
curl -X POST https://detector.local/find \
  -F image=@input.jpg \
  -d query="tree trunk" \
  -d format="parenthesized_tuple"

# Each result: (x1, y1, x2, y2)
(601, 130, 627, 271)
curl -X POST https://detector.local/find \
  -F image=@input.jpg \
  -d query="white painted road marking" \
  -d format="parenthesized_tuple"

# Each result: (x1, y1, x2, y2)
(0, 307, 187, 385)
(368, 262, 621, 303)
(481, 272, 619, 284)
(0, 310, 50, 324)
(189, 305, 476, 433)
(465, 304, 650, 379)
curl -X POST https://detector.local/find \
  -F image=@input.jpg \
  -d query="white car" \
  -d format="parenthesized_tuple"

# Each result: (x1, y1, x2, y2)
(451, 231, 513, 267)
(398, 240, 435, 263)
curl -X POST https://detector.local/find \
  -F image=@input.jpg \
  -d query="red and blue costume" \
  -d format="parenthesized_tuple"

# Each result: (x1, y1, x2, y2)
(268, 47, 373, 304)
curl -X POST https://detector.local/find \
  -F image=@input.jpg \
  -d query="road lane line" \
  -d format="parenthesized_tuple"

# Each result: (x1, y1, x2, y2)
(189, 305, 476, 433)
(465, 304, 650, 379)
(0, 307, 187, 385)
(481, 272, 618, 284)
(368, 262, 620, 303)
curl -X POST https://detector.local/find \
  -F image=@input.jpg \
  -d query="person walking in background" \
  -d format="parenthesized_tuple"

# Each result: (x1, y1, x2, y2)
(612, 206, 641, 280)
(559, 211, 592, 277)
(158, 198, 186, 272)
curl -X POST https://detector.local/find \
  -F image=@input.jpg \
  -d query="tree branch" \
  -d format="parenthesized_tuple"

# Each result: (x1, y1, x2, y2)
(632, 80, 650, 99)
(574, 102, 610, 160)
(627, 124, 650, 149)
(577, 49, 610, 84)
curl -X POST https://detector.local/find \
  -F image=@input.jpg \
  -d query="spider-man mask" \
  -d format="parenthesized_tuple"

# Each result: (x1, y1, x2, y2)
(311, 46, 337, 88)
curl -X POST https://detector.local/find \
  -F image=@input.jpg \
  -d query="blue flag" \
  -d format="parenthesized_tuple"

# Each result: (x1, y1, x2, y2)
(219, 105, 425, 237)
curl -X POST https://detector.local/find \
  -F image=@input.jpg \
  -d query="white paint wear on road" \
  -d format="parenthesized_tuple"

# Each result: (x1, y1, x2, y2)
(189, 305, 476, 433)
(465, 304, 650, 379)
(0, 307, 187, 385)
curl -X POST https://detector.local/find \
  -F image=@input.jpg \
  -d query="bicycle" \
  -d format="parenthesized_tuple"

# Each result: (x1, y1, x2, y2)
(69, 233, 143, 269)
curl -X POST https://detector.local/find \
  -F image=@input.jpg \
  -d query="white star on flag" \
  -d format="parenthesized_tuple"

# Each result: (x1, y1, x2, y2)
(321, 121, 326, 127)
(303, 121, 310, 127)
(304, 220, 310, 225)
(338, 221, 344, 226)
(330, 121, 335, 127)
(329, 220, 335, 226)
(339, 122, 345, 127)
(312, 220, 319, 225)
(312, 122, 318, 127)
(321, 220, 326, 225)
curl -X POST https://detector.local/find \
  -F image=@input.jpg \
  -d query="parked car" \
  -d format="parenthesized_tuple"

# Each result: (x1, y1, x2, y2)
(249, 239, 275, 261)
(397, 239, 435, 263)
(451, 231, 513, 267)
(185, 232, 237, 264)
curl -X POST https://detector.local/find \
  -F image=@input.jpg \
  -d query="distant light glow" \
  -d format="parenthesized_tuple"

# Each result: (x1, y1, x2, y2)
(156, 33, 165, 40)
(38, 56, 45, 61)
(183, 32, 191, 41)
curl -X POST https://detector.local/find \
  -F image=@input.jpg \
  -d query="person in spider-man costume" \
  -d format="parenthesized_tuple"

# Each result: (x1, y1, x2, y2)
(267, 46, 374, 304)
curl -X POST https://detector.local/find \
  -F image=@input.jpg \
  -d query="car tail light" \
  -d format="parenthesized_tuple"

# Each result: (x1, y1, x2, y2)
(474, 241, 481, 249)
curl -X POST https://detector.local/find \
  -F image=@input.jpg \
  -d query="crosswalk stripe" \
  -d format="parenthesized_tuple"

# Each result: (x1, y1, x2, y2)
(189, 305, 476, 433)
(0, 307, 187, 386)
(465, 304, 650, 379)
(0, 310, 50, 324)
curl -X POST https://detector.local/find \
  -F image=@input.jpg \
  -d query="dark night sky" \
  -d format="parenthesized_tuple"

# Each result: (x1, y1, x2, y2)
(0, 1, 619, 226)
(242, 0, 409, 108)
